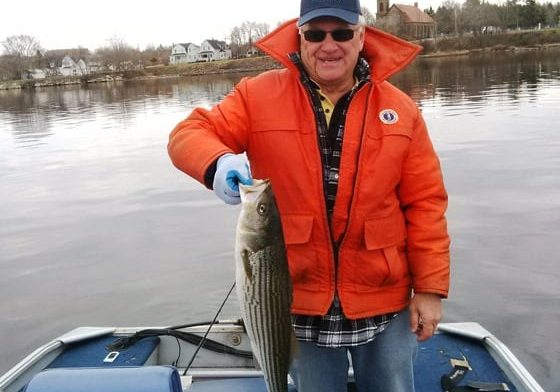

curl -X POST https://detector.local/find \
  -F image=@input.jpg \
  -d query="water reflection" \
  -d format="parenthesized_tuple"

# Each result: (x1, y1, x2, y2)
(394, 48, 560, 110)
(0, 74, 246, 147)
(0, 48, 559, 391)
(2, 49, 558, 147)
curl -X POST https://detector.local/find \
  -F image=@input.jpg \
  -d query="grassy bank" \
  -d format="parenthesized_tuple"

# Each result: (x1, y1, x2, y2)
(0, 57, 282, 90)
(144, 56, 281, 77)
(1, 29, 559, 90)
(419, 28, 560, 54)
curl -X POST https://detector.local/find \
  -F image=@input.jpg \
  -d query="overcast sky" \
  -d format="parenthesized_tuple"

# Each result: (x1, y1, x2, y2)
(1, 0, 441, 52)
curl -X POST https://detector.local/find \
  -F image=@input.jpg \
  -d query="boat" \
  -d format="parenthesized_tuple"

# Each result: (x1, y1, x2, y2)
(0, 319, 545, 392)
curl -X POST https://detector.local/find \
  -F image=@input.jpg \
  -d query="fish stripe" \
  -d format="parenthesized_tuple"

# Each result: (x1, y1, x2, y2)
(240, 246, 291, 391)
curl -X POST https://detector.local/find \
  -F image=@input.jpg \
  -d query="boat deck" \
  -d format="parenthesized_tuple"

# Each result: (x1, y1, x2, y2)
(37, 330, 517, 391)
(2, 322, 544, 392)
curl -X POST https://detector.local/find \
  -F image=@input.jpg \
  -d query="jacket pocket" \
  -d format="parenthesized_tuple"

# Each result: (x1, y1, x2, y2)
(281, 214, 320, 289)
(253, 119, 311, 134)
(352, 212, 408, 289)
(364, 211, 407, 249)
(367, 125, 413, 140)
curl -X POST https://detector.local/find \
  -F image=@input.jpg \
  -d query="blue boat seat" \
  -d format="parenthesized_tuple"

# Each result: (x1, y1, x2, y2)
(189, 377, 298, 391)
(23, 366, 182, 392)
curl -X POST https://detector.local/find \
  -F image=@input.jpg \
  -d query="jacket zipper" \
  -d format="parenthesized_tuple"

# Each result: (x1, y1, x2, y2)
(335, 83, 374, 285)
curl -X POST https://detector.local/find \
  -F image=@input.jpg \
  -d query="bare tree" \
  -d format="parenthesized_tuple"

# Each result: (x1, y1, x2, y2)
(230, 21, 269, 58)
(96, 36, 140, 72)
(0, 55, 19, 80)
(2, 34, 41, 57)
(141, 44, 171, 66)
(442, 0, 462, 35)
(462, 0, 485, 35)
(1, 35, 42, 79)
(361, 6, 376, 26)
(253, 23, 270, 41)
(230, 27, 244, 58)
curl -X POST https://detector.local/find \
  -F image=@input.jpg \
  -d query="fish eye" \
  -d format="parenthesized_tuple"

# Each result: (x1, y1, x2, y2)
(257, 202, 267, 216)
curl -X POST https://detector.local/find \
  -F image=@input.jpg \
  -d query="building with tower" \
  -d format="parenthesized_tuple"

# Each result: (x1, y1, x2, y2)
(376, 0, 436, 40)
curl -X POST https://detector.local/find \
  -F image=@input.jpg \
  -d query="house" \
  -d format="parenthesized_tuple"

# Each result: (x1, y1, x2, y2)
(198, 40, 231, 62)
(246, 46, 260, 57)
(169, 40, 231, 63)
(376, 1, 435, 40)
(86, 60, 105, 73)
(170, 43, 200, 64)
(42, 49, 92, 76)
(60, 56, 87, 76)
(22, 69, 46, 80)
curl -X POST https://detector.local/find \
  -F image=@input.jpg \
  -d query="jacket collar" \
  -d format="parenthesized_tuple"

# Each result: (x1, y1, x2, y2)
(255, 18, 422, 84)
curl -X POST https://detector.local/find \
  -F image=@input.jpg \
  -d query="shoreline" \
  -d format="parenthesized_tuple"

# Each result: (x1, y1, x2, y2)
(1, 43, 559, 90)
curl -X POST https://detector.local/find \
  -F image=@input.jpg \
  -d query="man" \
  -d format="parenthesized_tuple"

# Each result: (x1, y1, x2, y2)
(168, 0, 450, 390)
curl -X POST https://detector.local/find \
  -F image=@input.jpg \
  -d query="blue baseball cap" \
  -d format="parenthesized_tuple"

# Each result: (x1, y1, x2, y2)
(298, 0, 362, 27)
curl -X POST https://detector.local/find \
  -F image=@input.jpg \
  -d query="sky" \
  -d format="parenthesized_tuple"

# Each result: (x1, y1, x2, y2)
(0, 0, 442, 52)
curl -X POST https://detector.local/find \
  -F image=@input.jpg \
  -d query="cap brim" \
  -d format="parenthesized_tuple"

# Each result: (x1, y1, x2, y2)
(297, 8, 360, 27)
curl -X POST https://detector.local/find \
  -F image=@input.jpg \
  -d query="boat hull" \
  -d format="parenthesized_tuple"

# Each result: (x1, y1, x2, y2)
(0, 321, 544, 392)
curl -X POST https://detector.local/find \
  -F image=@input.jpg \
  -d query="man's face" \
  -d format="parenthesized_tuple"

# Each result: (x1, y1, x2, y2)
(299, 17, 365, 91)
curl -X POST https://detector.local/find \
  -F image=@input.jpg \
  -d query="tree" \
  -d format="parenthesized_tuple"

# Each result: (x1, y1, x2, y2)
(543, 2, 560, 27)
(141, 44, 171, 66)
(0, 35, 42, 79)
(519, 0, 545, 28)
(435, 1, 462, 35)
(361, 6, 376, 26)
(2, 34, 41, 57)
(425, 6, 436, 18)
(230, 27, 243, 58)
(0, 55, 19, 80)
(499, 0, 522, 29)
(479, 2, 502, 32)
(229, 21, 269, 58)
(96, 36, 140, 71)
(253, 23, 270, 41)
(436, 4, 454, 34)
(462, 0, 485, 35)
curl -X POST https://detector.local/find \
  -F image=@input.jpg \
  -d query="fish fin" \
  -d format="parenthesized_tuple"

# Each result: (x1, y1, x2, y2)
(289, 330, 299, 365)
(241, 249, 253, 280)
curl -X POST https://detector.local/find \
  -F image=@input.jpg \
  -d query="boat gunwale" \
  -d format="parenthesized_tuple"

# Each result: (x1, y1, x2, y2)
(0, 321, 546, 392)
(438, 322, 545, 392)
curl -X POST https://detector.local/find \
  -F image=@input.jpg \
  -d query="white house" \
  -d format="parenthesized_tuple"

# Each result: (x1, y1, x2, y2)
(199, 40, 231, 61)
(59, 56, 88, 76)
(22, 69, 47, 80)
(170, 43, 200, 64)
(169, 40, 231, 63)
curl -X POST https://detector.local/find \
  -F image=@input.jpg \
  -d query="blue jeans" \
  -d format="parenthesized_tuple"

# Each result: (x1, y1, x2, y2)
(289, 310, 417, 392)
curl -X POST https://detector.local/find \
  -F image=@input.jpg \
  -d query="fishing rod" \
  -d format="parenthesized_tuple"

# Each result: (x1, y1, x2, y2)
(105, 282, 245, 371)
(183, 281, 237, 376)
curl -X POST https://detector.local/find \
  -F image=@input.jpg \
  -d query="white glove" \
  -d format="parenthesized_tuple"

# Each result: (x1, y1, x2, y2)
(213, 153, 253, 205)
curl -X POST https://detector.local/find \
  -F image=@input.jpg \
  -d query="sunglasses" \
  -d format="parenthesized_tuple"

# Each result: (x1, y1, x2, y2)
(302, 29, 356, 43)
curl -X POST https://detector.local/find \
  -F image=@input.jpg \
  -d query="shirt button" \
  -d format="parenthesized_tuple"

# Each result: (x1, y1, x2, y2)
(334, 173, 339, 180)
(325, 109, 330, 113)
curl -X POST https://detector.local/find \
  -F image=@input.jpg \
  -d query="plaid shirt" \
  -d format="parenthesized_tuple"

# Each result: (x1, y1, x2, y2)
(288, 53, 397, 347)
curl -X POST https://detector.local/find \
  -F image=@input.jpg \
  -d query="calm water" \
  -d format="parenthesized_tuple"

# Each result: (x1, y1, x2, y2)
(1, 48, 559, 390)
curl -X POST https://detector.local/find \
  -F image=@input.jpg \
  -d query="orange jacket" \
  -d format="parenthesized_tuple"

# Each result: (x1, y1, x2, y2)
(168, 19, 450, 319)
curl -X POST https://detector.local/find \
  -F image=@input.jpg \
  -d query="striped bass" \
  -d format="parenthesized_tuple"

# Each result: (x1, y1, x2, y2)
(235, 179, 295, 392)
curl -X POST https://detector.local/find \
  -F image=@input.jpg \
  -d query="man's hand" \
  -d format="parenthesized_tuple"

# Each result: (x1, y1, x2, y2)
(213, 153, 253, 205)
(409, 293, 442, 342)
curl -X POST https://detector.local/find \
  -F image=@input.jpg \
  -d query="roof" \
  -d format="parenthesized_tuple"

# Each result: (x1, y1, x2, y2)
(204, 39, 228, 51)
(391, 4, 434, 24)
(178, 43, 199, 48)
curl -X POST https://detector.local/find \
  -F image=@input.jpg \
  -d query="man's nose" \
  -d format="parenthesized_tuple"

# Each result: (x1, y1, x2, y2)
(320, 33, 339, 49)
